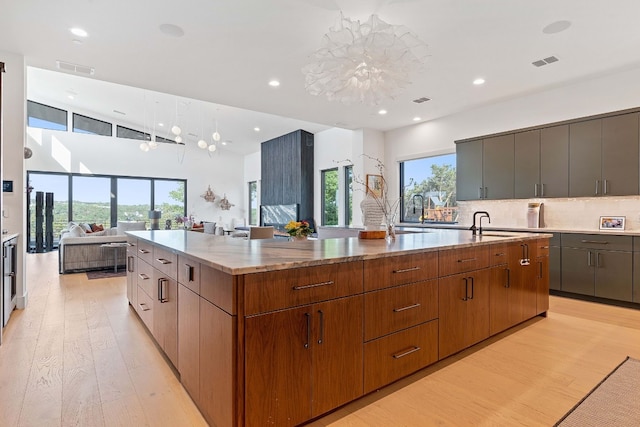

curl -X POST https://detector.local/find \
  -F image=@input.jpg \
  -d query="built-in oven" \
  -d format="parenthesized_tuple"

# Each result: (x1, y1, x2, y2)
(3, 237, 17, 327)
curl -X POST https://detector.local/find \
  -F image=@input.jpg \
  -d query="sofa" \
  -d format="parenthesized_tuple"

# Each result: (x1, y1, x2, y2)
(58, 221, 146, 273)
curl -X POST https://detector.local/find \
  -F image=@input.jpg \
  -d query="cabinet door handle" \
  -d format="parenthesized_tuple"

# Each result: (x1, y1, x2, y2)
(304, 313, 311, 349)
(393, 266, 420, 274)
(393, 303, 421, 313)
(462, 277, 469, 301)
(138, 302, 150, 312)
(534, 183, 539, 197)
(484, 187, 488, 199)
(185, 264, 194, 282)
(595, 180, 600, 196)
(457, 257, 476, 263)
(158, 278, 168, 303)
(603, 179, 608, 195)
(393, 346, 421, 359)
(127, 256, 134, 272)
(469, 276, 475, 300)
(478, 187, 483, 199)
(317, 310, 324, 344)
(596, 252, 602, 268)
(541, 183, 545, 197)
(138, 248, 150, 254)
(505, 268, 510, 288)
(587, 251, 593, 267)
(293, 280, 334, 290)
(156, 258, 172, 265)
(581, 240, 608, 245)
(138, 273, 149, 280)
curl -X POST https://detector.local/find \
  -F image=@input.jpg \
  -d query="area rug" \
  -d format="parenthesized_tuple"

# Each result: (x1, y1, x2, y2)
(86, 270, 126, 280)
(555, 356, 640, 426)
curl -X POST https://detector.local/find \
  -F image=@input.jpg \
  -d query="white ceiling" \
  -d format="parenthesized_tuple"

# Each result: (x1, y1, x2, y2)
(3, 0, 640, 155)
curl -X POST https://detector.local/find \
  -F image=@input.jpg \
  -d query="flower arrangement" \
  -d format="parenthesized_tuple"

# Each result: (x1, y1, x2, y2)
(284, 220, 313, 238)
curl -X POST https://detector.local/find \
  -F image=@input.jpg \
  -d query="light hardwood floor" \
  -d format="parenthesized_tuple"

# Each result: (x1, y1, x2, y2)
(1, 252, 639, 426)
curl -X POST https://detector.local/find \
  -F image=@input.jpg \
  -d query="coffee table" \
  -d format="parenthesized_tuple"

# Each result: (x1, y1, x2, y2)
(100, 242, 130, 273)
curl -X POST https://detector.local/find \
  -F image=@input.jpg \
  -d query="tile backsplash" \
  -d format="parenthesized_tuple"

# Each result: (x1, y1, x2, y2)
(458, 196, 640, 231)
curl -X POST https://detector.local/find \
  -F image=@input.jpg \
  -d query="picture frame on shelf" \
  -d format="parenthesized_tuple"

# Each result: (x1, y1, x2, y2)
(599, 216, 625, 230)
(366, 174, 383, 198)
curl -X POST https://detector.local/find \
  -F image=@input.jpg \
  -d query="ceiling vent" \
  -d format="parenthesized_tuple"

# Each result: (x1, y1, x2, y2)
(56, 60, 95, 75)
(413, 96, 431, 103)
(532, 56, 559, 67)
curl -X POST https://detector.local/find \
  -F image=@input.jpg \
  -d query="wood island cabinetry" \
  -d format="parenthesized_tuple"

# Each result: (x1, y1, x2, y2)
(126, 231, 550, 427)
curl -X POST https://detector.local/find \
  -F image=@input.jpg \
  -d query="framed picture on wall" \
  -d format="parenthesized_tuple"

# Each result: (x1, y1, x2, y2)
(366, 174, 383, 198)
(599, 216, 625, 230)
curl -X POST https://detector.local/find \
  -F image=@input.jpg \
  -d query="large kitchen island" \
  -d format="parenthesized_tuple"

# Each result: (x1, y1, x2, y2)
(125, 229, 550, 427)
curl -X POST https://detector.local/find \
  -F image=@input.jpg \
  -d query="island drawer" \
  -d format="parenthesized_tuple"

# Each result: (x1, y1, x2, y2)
(153, 246, 178, 280)
(364, 319, 438, 394)
(136, 240, 154, 264)
(137, 285, 154, 331)
(126, 237, 137, 254)
(137, 259, 154, 298)
(533, 238, 550, 257)
(364, 251, 438, 291)
(178, 256, 201, 295)
(244, 261, 364, 315)
(439, 245, 490, 276)
(489, 243, 509, 266)
(200, 264, 236, 315)
(364, 279, 438, 341)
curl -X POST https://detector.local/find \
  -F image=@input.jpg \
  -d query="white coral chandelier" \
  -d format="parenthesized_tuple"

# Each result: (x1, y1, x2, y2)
(302, 14, 428, 106)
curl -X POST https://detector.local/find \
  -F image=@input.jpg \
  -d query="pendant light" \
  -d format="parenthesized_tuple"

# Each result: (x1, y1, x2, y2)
(198, 104, 208, 149)
(212, 120, 221, 142)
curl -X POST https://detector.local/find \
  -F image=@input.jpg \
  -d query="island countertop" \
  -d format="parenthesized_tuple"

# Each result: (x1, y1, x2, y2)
(127, 229, 552, 275)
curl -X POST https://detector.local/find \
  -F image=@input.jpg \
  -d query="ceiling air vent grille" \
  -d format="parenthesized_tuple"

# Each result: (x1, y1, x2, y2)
(413, 97, 431, 103)
(56, 60, 95, 75)
(532, 56, 559, 67)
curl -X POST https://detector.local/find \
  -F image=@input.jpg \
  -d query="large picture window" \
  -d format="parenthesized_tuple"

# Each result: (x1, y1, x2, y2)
(400, 154, 458, 224)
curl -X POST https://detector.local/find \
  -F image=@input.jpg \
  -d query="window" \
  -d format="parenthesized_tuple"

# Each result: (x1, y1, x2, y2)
(154, 180, 186, 228)
(116, 125, 151, 141)
(400, 153, 458, 224)
(248, 181, 258, 225)
(71, 176, 112, 226)
(321, 168, 338, 226)
(344, 165, 353, 226)
(27, 100, 67, 131)
(156, 134, 177, 144)
(117, 178, 151, 222)
(73, 113, 112, 136)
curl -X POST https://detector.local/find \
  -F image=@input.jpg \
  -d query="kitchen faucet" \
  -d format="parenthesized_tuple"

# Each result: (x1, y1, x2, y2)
(470, 211, 490, 235)
(412, 194, 425, 224)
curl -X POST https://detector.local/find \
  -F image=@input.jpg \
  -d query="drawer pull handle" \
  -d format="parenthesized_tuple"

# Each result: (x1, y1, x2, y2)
(138, 248, 150, 254)
(304, 313, 311, 349)
(293, 280, 334, 290)
(392, 266, 420, 273)
(393, 346, 421, 359)
(457, 257, 476, 263)
(540, 246, 549, 249)
(156, 258, 172, 265)
(393, 303, 421, 313)
(139, 303, 150, 312)
(580, 240, 608, 245)
(158, 278, 169, 303)
(185, 264, 195, 282)
(494, 252, 505, 257)
(138, 273, 149, 280)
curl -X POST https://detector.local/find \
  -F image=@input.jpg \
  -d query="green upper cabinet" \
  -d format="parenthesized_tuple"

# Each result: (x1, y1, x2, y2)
(540, 125, 569, 198)
(456, 139, 483, 201)
(514, 130, 540, 198)
(601, 113, 639, 196)
(482, 134, 514, 200)
(569, 119, 602, 197)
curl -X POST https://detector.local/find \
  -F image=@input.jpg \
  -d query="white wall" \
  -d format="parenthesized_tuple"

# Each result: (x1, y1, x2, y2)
(384, 66, 640, 230)
(1, 50, 26, 308)
(26, 128, 247, 227)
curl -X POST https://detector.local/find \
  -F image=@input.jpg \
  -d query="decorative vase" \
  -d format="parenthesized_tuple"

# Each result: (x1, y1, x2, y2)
(360, 194, 384, 230)
(386, 222, 396, 240)
(291, 235, 308, 241)
(184, 220, 193, 230)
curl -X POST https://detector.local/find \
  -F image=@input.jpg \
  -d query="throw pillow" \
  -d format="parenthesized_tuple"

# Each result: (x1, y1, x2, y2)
(90, 223, 104, 232)
(69, 224, 86, 237)
(79, 223, 93, 233)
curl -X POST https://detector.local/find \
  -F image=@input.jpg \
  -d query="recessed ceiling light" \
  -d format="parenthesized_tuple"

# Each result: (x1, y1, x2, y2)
(254, 127, 260, 132)
(543, 20, 571, 35)
(70, 27, 88, 37)
(378, 109, 387, 115)
(67, 95, 74, 100)
(413, 117, 421, 122)
(159, 23, 185, 38)
(72, 39, 83, 45)
(473, 78, 485, 85)
(158, 123, 164, 127)
(268, 80, 280, 87)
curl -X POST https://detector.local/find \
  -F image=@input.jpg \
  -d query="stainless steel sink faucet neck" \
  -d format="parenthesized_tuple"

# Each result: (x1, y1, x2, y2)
(470, 211, 491, 235)
(412, 194, 425, 224)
